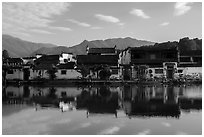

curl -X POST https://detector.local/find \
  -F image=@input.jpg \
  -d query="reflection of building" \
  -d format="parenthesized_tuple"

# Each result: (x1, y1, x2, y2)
(3, 85, 202, 116)
(76, 86, 119, 117)
(3, 86, 82, 107)
(122, 85, 181, 118)
(179, 98, 202, 111)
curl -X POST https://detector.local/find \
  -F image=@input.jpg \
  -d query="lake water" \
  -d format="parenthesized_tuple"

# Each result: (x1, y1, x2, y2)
(2, 84, 202, 135)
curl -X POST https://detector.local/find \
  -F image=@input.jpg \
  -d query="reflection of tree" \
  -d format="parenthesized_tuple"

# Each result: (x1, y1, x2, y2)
(32, 87, 58, 108)
(98, 86, 111, 97)
(77, 86, 118, 117)
(47, 87, 57, 99)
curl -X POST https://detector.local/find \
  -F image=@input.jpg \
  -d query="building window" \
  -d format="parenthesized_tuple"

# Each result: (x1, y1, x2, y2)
(7, 70, 14, 74)
(155, 69, 163, 74)
(178, 69, 183, 73)
(61, 70, 67, 75)
(64, 59, 68, 63)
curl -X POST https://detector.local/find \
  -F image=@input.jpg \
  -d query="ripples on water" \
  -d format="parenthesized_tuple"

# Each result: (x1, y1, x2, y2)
(2, 84, 202, 135)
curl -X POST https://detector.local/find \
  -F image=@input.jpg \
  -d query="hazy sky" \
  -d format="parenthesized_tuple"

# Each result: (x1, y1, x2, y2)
(2, 2, 202, 47)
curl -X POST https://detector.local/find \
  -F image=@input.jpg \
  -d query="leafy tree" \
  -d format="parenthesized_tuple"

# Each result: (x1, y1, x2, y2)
(98, 66, 111, 80)
(47, 87, 57, 99)
(46, 65, 57, 80)
(77, 64, 89, 78)
(2, 50, 9, 59)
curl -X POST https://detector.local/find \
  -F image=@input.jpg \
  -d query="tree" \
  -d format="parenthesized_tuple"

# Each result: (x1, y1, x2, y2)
(2, 50, 9, 59)
(98, 66, 111, 80)
(47, 87, 57, 99)
(77, 64, 89, 78)
(46, 65, 57, 80)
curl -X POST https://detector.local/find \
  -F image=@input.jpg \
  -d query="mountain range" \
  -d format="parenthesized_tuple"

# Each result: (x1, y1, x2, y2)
(2, 35, 155, 57)
(2, 35, 57, 57)
(2, 35, 202, 58)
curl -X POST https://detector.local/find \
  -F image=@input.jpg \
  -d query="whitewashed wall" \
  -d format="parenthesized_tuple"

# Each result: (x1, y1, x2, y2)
(174, 67, 202, 79)
(56, 69, 82, 79)
(29, 69, 49, 80)
(6, 69, 24, 80)
(119, 50, 131, 65)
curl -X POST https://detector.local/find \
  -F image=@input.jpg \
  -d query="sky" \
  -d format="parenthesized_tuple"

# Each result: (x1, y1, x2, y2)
(2, 2, 202, 47)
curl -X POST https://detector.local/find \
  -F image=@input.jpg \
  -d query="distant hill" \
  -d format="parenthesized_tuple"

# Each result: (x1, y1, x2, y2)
(2, 35, 57, 57)
(2, 35, 201, 58)
(32, 37, 155, 56)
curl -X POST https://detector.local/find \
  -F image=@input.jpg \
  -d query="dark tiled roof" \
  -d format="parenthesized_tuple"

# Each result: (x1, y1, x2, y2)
(2, 65, 23, 69)
(34, 63, 56, 70)
(22, 57, 36, 59)
(77, 55, 118, 65)
(5, 58, 23, 63)
(57, 62, 75, 69)
(88, 48, 116, 54)
(34, 55, 59, 66)
(35, 55, 59, 62)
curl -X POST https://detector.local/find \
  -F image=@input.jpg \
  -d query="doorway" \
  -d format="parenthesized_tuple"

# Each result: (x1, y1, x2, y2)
(23, 68, 30, 81)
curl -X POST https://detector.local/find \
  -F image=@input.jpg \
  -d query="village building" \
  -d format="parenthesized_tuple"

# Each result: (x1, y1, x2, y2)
(55, 62, 82, 79)
(119, 42, 179, 80)
(87, 45, 117, 55)
(59, 52, 76, 64)
(36, 54, 44, 59)
(30, 53, 80, 80)
(174, 50, 202, 80)
(3, 58, 25, 80)
(30, 55, 60, 80)
(77, 46, 119, 79)
(22, 57, 36, 64)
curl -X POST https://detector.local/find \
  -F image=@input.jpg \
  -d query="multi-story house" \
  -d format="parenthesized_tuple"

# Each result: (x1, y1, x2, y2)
(77, 46, 119, 79)
(119, 42, 179, 80)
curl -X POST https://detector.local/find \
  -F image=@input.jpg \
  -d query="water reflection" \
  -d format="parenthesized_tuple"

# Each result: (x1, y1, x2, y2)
(2, 84, 202, 119)
(76, 86, 119, 118)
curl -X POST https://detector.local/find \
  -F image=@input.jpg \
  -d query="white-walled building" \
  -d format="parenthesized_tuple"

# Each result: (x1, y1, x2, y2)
(56, 62, 82, 79)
